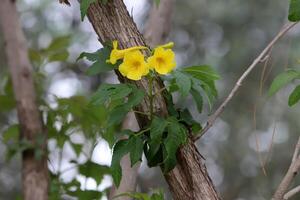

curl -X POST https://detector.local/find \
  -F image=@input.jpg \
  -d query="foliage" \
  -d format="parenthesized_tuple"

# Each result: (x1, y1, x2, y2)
(268, 69, 300, 106)
(113, 189, 164, 200)
(288, 0, 300, 22)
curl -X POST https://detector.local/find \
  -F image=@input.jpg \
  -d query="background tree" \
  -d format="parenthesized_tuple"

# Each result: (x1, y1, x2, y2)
(1, 0, 300, 200)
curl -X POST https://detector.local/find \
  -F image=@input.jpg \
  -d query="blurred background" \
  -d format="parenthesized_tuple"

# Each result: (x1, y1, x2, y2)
(1, 0, 300, 199)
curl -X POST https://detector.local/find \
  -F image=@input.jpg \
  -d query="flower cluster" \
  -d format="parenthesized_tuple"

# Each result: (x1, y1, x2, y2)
(107, 41, 176, 80)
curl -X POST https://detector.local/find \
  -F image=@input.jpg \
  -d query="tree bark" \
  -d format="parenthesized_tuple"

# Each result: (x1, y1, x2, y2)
(86, 0, 220, 199)
(0, 1, 48, 200)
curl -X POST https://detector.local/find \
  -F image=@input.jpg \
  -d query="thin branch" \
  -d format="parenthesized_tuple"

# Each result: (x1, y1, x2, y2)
(193, 22, 298, 141)
(272, 137, 300, 200)
(284, 185, 300, 200)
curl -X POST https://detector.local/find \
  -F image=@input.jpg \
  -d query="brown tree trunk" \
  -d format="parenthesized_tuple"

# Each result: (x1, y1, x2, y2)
(0, 1, 48, 200)
(86, 0, 220, 199)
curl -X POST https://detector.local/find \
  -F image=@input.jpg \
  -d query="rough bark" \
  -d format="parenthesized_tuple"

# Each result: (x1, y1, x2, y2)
(0, 1, 48, 200)
(86, 0, 220, 199)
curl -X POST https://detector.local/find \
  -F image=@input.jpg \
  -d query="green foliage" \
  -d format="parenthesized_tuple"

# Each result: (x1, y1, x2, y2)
(162, 117, 187, 172)
(111, 139, 130, 187)
(128, 135, 144, 166)
(28, 35, 71, 67)
(2, 124, 19, 144)
(288, 85, 300, 106)
(113, 189, 164, 200)
(178, 109, 202, 133)
(78, 161, 110, 185)
(154, 0, 161, 7)
(173, 71, 191, 97)
(90, 83, 145, 128)
(0, 78, 15, 112)
(289, 0, 300, 21)
(167, 65, 219, 112)
(77, 46, 117, 75)
(268, 69, 300, 96)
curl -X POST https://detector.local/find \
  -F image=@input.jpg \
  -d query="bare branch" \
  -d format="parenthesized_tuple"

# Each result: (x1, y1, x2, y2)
(272, 137, 300, 200)
(193, 22, 298, 141)
(284, 185, 300, 200)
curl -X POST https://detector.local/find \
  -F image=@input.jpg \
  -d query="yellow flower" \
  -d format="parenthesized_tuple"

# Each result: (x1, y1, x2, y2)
(147, 46, 176, 75)
(119, 50, 149, 80)
(107, 40, 147, 64)
(157, 42, 174, 49)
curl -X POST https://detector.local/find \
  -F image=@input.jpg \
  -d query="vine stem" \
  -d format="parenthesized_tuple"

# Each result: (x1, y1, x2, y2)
(193, 22, 298, 141)
(149, 75, 154, 121)
(135, 128, 151, 136)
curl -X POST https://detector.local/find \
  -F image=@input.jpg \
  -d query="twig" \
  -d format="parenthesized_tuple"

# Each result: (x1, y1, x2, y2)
(272, 137, 300, 200)
(284, 185, 300, 200)
(193, 22, 298, 141)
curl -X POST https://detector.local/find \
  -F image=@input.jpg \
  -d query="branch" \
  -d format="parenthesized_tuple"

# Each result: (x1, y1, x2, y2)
(284, 185, 300, 200)
(272, 137, 300, 200)
(0, 1, 48, 200)
(193, 22, 298, 141)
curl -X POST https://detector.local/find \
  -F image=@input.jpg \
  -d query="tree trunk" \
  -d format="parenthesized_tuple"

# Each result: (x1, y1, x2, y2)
(86, 0, 220, 199)
(0, 1, 48, 200)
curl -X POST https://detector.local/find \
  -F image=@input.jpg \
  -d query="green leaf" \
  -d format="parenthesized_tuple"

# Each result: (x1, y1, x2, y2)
(128, 135, 144, 166)
(154, 0, 160, 7)
(80, 47, 116, 75)
(0, 95, 16, 112)
(190, 88, 203, 113)
(48, 51, 69, 62)
(69, 189, 102, 200)
(179, 109, 202, 133)
(289, 85, 300, 106)
(78, 161, 110, 185)
(28, 49, 42, 64)
(2, 124, 19, 143)
(46, 35, 71, 52)
(77, 51, 100, 62)
(183, 65, 220, 81)
(148, 117, 167, 158)
(173, 71, 191, 97)
(289, 0, 300, 22)
(111, 139, 130, 187)
(71, 143, 83, 157)
(127, 86, 145, 107)
(90, 84, 132, 106)
(162, 118, 187, 173)
(80, 0, 97, 21)
(86, 60, 115, 75)
(268, 69, 300, 96)
(191, 78, 215, 110)
(107, 105, 130, 126)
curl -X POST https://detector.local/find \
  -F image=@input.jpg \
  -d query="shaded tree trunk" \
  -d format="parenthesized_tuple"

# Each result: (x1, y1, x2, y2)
(86, 0, 220, 199)
(0, 1, 48, 200)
